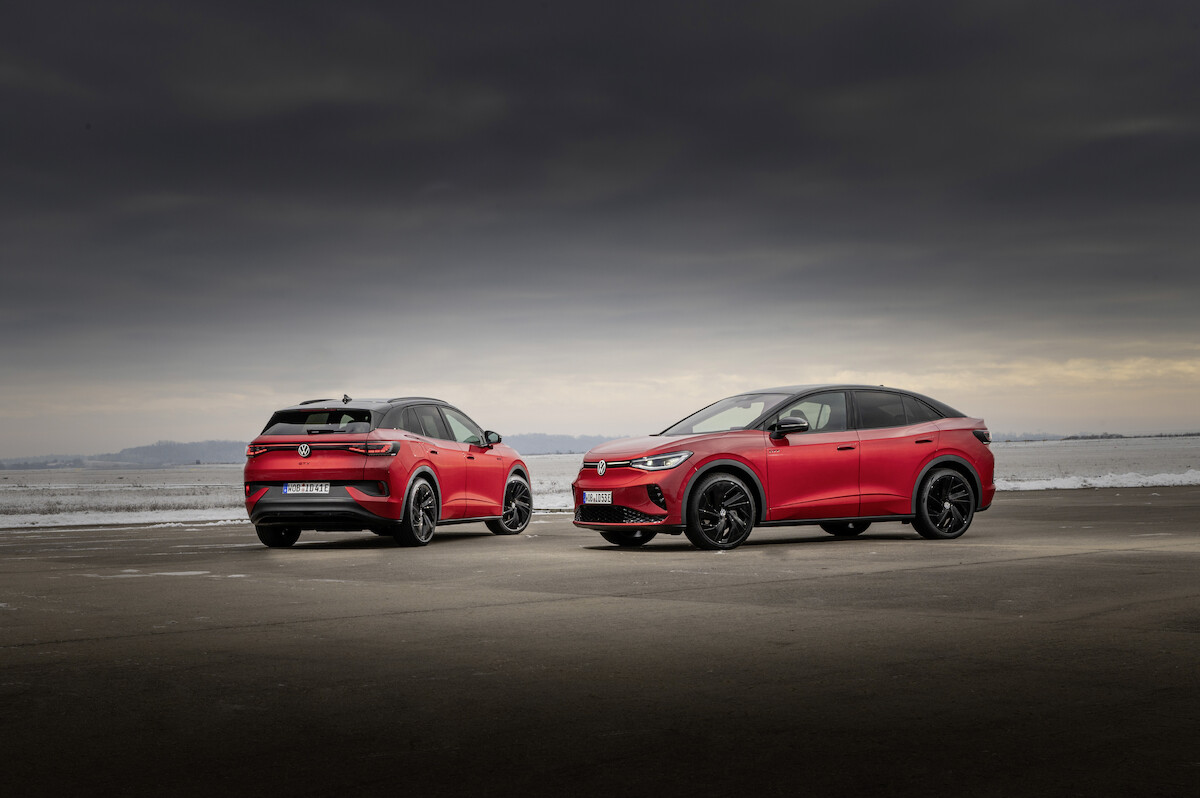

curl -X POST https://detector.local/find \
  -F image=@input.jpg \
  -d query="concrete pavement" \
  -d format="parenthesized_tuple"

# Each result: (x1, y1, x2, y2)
(2, 487, 1198, 796)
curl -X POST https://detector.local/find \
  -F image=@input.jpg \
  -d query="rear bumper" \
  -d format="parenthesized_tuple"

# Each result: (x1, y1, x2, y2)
(246, 483, 402, 530)
(979, 485, 996, 511)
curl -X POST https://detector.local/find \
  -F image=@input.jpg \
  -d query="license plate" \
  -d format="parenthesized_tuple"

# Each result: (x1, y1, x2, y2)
(284, 482, 330, 495)
(583, 491, 612, 504)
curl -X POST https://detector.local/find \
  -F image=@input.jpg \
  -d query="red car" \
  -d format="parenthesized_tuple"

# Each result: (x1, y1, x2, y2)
(573, 385, 995, 550)
(244, 396, 531, 548)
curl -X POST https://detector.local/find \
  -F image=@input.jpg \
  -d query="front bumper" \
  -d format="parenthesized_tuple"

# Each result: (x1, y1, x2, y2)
(571, 467, 683, 531)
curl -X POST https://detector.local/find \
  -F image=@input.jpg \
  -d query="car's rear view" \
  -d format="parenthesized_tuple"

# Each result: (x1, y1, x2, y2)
(244, 403, 404, 545)
(244, 396, 533, 548)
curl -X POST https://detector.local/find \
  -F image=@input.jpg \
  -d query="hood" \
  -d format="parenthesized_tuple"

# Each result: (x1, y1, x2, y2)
(584, 432, 749, 461)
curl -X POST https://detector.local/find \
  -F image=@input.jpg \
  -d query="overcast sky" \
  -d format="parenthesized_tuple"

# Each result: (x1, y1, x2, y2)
(3, 1, 1199, 457)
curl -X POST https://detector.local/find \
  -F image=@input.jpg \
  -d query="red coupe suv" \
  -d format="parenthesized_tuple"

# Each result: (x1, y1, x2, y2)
(245, 396, 531, 547)
(573, 385, 995, 550)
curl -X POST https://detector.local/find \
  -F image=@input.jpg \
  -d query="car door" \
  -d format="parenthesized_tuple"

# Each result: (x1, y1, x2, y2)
(439, 406, 507, 518)
(764, 391, 860, 520)
(855, 391, 941, 516)
(408, 404, 467, 520)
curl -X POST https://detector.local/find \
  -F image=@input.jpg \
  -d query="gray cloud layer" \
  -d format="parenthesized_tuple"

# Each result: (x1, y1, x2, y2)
(3, 2, 1200, 453)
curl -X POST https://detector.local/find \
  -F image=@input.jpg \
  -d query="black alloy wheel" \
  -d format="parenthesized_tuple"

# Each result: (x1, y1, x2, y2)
(255, 526, 301, 548)
(684, 473, 756, 550)
(599, 529, 658, 547)
(394, 478, 438, 546)
(820, 521, 872, 537)
(913, 467, 976, 540)
(487, 476, 533, 535)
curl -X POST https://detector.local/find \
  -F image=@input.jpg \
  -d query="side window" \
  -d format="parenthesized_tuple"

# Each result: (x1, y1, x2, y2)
(398, 407, 425, 435)
(441, 408, 483, 445)
(379, 407, 404, 430)
(414, 405, 451, 440)
(903, 395, 942, 424)
(773, 392, 847, 432)
(856, 391, 908, 429)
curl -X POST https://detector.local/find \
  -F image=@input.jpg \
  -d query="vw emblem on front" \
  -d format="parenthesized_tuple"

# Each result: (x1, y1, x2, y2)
(297, 444, 311, 458)
(597, 460, 606, 476)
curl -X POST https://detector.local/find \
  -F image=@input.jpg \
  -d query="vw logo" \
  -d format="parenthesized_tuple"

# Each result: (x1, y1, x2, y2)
(597, 460, 606, 476)
(297, 444, 311, 458)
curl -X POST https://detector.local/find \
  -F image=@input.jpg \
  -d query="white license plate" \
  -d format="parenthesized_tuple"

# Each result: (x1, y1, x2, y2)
(284, 482, 330, 495)
(583, 491, 612, 505)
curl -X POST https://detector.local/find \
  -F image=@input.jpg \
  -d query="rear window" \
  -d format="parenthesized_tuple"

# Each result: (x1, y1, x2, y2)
(856, 391, 945, 429)
(262, 409, 373, 435)
(856, 391, 908, 429)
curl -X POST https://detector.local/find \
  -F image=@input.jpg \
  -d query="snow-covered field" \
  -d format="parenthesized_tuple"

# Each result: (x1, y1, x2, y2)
(992, 437, 1200, 490)
(2, 438, 1198, 528)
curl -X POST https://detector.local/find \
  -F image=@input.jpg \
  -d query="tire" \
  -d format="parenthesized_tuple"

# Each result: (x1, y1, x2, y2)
(599, 530, 658, 547)
(820, 521, 871, 537)
(684, 473, 756, 550)
(486, 475, 533, 535)
(912, 467, 976, 540)
(256, 526, 300, 548)
(394, 477, 438, 547)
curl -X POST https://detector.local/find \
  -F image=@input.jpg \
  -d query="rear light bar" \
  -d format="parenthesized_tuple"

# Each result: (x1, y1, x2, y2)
(973, 430, 992, 445)
(347, 442, 399, 456)
(245, 442, 399, 457)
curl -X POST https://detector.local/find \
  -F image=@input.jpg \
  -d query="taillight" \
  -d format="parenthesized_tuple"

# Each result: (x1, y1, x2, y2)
(347, 442, 399, 456)
(246, 444, 268, 457)
(973, 430, 992, 445)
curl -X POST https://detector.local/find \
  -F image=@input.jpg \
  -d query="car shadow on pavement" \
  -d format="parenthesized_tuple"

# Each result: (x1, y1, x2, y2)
(583, 531, 921, 552)
(278, 530, 496, 550)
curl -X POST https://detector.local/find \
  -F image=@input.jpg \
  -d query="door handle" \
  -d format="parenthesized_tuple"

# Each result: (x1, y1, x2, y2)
(915, 439, 933, 444)
(429, 450, 438, 455)
(467, 455, 476, 460)
(837, 445, 856, 451)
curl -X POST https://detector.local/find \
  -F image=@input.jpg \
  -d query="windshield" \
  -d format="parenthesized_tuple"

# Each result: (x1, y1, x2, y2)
(661, 393, 788, 435)
(261, 409, 373, 435)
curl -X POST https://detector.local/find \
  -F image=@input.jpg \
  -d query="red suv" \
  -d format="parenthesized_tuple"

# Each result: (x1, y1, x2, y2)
(245, 396, 531, 547)
(573, 385, 995, 549)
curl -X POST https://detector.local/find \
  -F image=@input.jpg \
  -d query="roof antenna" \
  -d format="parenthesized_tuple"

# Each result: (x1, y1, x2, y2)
(343, 394, 352, 404)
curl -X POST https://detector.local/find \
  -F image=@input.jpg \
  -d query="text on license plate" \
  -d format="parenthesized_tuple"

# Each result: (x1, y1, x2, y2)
(284, 482, 330, 495)
(583, 491, 612, 504)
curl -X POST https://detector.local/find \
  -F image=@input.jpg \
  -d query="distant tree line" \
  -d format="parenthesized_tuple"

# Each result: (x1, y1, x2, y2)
(0, 458, 86, 470)
(501, 433, 621, 454)
(0, 441, 247, 469)
(0, 434, 624, 468)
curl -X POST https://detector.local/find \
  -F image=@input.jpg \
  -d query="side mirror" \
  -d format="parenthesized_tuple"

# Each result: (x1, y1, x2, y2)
(769, 417, 809, 439)
(484, 430, 502, 446)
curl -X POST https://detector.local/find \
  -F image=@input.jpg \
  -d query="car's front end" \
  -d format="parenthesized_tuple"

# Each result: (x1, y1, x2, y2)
(573, 439, 696, 532)
(572, 431, 766, 534)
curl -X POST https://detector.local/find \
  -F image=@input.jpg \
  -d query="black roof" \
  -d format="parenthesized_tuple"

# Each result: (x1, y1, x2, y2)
(276, 396, 451, 413)
(737, 384, 965, 418)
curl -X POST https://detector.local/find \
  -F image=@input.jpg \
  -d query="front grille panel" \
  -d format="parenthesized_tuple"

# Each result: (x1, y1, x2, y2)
(576, 505, 667, 524)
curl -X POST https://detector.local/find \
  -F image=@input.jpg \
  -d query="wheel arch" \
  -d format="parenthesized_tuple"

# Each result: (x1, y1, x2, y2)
(681, 459, 767, 526)
(506, 461, 530, 485)
(403, 466, 442, 521)
(912, 456, 983, 514)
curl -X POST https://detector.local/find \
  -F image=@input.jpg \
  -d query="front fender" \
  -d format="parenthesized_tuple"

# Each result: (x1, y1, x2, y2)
(680, 458, 768, 526)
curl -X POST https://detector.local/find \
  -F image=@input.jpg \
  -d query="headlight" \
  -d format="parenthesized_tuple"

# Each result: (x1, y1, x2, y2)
(630, 451, 693, 471)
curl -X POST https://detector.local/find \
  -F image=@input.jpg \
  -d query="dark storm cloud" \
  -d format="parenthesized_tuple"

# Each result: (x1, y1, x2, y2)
(3, 1, 1200, 448)
(8, 2, 1199, 207)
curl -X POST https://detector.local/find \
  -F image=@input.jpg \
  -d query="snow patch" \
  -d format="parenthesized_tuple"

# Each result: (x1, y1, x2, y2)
(996, 469, 1200, 491)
